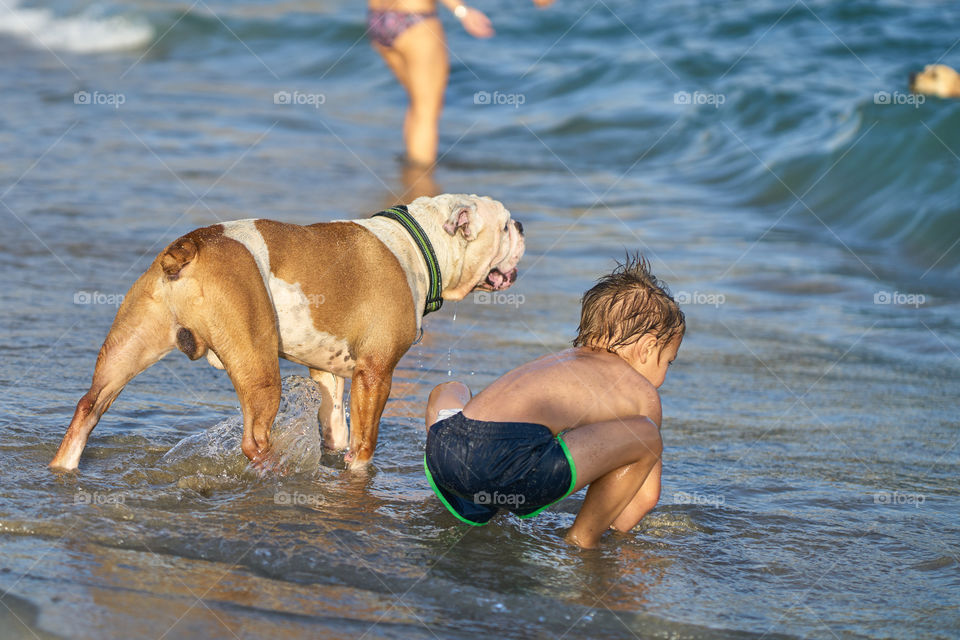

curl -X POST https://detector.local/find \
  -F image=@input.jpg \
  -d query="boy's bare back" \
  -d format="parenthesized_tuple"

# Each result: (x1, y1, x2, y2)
(462, 347, 663, 434)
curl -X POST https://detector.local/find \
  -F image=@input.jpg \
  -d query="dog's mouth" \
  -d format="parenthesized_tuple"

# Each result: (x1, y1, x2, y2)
(477, 267, 517, 291)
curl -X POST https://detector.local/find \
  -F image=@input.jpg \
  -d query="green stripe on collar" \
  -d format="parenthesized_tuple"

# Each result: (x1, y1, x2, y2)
(373, 205, 444, 315)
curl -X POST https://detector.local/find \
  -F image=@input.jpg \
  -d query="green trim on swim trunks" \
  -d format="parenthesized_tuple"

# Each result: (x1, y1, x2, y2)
(516, 432, 578, 520)
(423, 454, 487, 527)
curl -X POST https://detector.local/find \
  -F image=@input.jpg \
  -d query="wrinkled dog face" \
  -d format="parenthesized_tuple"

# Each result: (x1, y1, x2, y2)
(416, 194, 525, 300)
(909, 64, 960, 98)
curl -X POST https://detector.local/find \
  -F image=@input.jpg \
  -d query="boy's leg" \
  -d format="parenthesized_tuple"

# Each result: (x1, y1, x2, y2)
(424, 381, 471, 430)
(560, 417, 662, 548)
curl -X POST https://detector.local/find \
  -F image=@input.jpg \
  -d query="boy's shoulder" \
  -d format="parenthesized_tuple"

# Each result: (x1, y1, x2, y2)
(565, 347, 662, 423)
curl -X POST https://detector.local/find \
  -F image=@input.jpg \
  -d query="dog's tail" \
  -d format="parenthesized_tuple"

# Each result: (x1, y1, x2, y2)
(160, 237, 198, 281)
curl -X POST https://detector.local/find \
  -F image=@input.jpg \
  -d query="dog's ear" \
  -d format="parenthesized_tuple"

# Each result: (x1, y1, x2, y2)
(443, 200, 481, 240)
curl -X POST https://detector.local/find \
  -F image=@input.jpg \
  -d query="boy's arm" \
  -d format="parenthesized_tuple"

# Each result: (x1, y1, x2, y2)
(611, 460, 661, 531)
(609, 385, 663, 532)
(634, 381, 662, 429)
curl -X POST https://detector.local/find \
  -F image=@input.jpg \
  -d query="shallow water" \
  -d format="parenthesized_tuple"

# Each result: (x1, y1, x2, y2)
(2, 0, 959, 638)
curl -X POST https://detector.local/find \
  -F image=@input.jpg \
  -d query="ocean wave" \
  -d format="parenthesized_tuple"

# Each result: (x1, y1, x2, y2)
(0, 0, 153, 53)
(731, 94, 960, 273)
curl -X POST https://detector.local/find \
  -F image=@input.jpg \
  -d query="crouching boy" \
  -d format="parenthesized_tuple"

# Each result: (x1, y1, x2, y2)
(423, 255, 685, 547)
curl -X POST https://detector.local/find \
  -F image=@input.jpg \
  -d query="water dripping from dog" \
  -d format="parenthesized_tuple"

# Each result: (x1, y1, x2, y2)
(447, 303, 456, 377)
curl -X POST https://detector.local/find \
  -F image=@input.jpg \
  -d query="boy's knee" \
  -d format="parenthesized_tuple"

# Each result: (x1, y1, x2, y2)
(625, 416, 662, 458)
(428, 381, 471, 407)
(430, 380, 466, 395)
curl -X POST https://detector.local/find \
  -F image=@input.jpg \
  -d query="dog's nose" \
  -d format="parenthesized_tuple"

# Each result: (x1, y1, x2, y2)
(514, 220, 524, 236)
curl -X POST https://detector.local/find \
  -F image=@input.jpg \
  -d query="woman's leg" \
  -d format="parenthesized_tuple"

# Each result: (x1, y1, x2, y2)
(424, 381, 471, 429)
(559, 416, 663, 548)
(390, 17, 449, 166)
(373, 42, 408, 88)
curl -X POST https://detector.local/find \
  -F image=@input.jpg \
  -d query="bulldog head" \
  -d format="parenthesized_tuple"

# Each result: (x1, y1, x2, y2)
(909, 64, 960, 98)
(411, 194, 525, 301)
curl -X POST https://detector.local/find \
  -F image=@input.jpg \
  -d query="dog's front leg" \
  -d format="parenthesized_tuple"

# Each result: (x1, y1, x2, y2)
(345, 359, 394, 470)
(310, 368, 348, 451)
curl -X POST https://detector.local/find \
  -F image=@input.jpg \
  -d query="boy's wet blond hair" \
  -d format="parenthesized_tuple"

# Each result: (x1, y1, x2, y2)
(573, 254, 685, 353)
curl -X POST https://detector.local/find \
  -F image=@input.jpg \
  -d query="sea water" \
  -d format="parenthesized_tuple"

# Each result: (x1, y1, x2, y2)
(1, 0, 958, 638)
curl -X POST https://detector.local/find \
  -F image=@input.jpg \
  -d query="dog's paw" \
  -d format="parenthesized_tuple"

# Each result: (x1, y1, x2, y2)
(247, 449, 291, 478)
(344, 450, 372, 472)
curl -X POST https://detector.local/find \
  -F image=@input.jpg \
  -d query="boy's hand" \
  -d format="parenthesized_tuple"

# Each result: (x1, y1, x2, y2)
(460, 8, 494, 38)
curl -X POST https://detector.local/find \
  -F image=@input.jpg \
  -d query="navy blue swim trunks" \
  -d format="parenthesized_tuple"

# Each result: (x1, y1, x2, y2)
(424, 411, 577, 526)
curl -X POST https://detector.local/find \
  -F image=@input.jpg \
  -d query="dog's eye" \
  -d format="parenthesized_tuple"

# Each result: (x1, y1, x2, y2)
(503, 222, 509, 231)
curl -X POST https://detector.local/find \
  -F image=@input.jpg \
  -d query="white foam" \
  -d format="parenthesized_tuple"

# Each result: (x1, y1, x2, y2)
(0, 0, 154, 53)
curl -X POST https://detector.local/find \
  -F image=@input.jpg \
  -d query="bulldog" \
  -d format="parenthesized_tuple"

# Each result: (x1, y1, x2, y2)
(50, 194, 524, 471)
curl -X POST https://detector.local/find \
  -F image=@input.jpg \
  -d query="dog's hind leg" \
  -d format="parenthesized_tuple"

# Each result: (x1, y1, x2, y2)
(189, 258, 282, 466)
(50, 269, 177, 471)
(219, 340, 281, 466)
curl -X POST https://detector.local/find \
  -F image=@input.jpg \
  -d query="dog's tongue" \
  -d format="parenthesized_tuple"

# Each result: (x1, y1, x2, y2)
(486, 269, 506, 289)
(484, 267, 518, 290)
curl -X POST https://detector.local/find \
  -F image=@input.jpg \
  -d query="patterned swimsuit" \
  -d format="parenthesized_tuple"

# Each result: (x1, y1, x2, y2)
(367, 9, 437, 48)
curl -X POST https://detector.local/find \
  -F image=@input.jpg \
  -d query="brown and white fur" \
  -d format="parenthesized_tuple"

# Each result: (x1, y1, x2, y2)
(50, 194, 524, 472)
(909, 64, 960, 98)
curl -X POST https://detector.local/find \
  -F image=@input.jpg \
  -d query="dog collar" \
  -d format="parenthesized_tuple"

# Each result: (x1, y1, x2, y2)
(373, 205, 444, 315)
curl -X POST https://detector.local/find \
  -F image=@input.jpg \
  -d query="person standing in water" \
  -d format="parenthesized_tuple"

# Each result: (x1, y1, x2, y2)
(367, 0, 554, 167)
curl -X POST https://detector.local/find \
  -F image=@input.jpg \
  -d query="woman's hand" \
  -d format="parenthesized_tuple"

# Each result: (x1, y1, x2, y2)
(459, 7, 494, 38)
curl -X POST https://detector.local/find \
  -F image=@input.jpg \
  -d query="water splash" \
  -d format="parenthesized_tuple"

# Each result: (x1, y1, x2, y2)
(160, 375, 325, 478)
